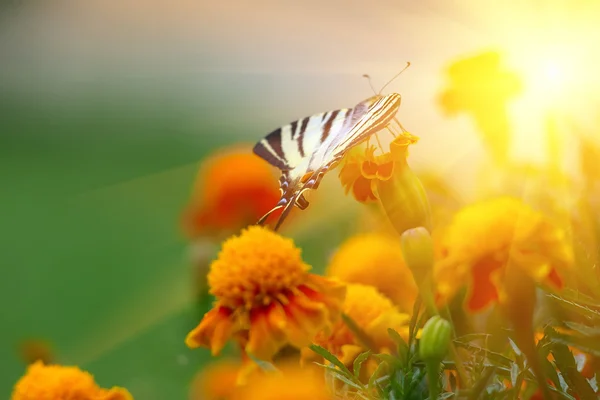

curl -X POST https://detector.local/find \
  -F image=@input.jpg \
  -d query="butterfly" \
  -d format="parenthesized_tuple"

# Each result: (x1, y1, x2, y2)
(253, 63, 410, 231)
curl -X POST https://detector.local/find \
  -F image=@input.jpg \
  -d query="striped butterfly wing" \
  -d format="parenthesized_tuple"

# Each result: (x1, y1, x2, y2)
(329, 93, 402, 161)
(253, 93, 401, 230)
(253, 108, 352, 181)
(253, 107, 357, 226)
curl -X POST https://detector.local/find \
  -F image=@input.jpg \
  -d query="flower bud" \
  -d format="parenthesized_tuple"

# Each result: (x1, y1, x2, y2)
(376, 161, 432, 236)
(419, 316, 452, 362)
(400, 227, 434, 288)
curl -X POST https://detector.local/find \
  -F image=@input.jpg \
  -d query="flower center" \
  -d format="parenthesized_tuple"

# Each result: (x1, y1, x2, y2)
(208, 226, 310, 309)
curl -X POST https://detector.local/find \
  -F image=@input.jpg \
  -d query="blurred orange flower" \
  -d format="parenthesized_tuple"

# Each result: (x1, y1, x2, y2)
(186, 226, 346, 360)
(435, 197, 573, 312)
(181, 147, 280, 238)
(308, 283, 410, 370)
(189, 359, 240, 400)
(230, 364, 333, 400)
(11, 361, 132, 400)
(18, 339, 54, 365)
(326, 233, 418, 312)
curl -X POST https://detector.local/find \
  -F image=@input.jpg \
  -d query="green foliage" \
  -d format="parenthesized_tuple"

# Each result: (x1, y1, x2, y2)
(306, 289, 600, 400)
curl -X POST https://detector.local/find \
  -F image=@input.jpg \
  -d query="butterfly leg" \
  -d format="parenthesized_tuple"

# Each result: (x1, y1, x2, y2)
(296, 194, 310, 210)
(393, 117, 408, 133)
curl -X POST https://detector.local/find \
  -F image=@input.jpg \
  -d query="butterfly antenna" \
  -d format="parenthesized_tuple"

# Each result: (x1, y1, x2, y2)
(362, 74, 378, 95)
(378, 62, 411, 94)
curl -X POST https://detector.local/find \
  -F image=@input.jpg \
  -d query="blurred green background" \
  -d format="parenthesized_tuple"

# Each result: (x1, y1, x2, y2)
(0, 91, 355, 398)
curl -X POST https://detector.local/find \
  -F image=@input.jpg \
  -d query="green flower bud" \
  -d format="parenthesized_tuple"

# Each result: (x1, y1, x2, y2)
(400, 227, 434, 288)
(419, 316, 452, 362)
(376, 160, 432, 237)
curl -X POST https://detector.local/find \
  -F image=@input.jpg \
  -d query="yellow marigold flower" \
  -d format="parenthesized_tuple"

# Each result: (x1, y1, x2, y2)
(435, 197, 573, 312)
(326, 233, 418, 312)
(230, 364, 333, 400)
(181, 146, 281, 238)
(186, 226, 346, 360)
(438, 51, 522, 165)
(189, 359, 240, 400)
(11, 361, 132, 400)
(311, 283, 410, 367)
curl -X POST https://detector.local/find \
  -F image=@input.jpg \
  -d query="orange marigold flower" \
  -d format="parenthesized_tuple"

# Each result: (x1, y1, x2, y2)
(189, 359, 240, 400)
(310, 283, 410, 367)
(339, 133, 419, 204)
(186, 226, 346, 360)
(11, 361, 132, 400)
(435, 197, 574, 312)
(339, 132, 431, 235)
(230, 364, 333, 400)
(326, 233, 418, 312)
(181, 146, 281, 238)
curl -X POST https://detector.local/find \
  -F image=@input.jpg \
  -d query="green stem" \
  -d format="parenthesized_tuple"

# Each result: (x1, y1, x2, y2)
(426, 361, 441, 400)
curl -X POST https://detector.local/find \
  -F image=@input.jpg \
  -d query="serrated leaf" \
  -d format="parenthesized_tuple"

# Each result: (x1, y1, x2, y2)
(408, 297, 422, 347)
(454, 333, 492, 344)
(314, 363, 364, 390)
(540, 356, 562, 394)
(467, 366, 496, 400)
(560, 289, 600, 308)
(388, 327, 409, 364)
(547, 330, 600, 358)
(438, 392, 455, 399)
(353, 351, 371, 379)
(368, 358, 389, 393)
(453, 341, 515, 368)
(510, 362, 519, 388)
(564, 321, 600, 337)
(372, 353, 402, 369)
(547, 294, 600, 321)
(549, 338, 596, 399)
(309, 344, 354, 378)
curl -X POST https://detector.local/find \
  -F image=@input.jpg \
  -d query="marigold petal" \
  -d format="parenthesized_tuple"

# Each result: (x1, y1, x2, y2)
(352, 176, 378, 203)
(466, 259, 501, 312)
(186, 306, 235, 355)
(375, 160, 395, 180)
(246, 304, 288, 360)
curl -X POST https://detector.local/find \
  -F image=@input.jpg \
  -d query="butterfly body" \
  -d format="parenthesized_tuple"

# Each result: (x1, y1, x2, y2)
(254, 92, 402, 230)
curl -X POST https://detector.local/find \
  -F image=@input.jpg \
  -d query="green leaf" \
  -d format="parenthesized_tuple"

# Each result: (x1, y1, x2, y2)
(372, 353, 402, 369)
(453, 340, 515, 368)
(547, 331, 600, 358)
(388, 327, 410, 364)
(540, 356, 563, 394)
(549, 336, 596, 399)
(547, 294, 600, 321)
(467, 366, 496, 400)
(564, 321, 600, 337)
(342, 313, 378, 351)
(454, 333, 492, 344)
(559, 289, 600, 308)
(368, 359, 390, 393)
(353, 351, 372, 379)
(313, 363, 364, 390)
(409, 296, 422, 347)
(309, 344, 354, 378)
